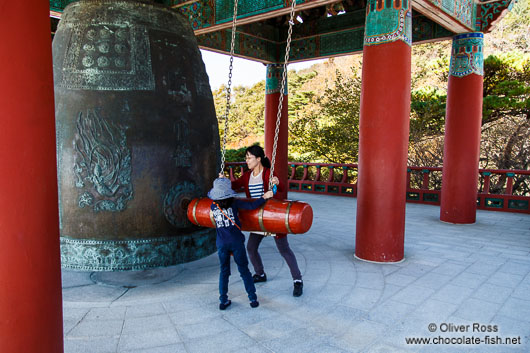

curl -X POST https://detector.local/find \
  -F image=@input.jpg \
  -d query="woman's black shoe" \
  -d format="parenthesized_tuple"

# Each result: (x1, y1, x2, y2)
(252, 273, 267, 283)
(293, 281, 303, 297)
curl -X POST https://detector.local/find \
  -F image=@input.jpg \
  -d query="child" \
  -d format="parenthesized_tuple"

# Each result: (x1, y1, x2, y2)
(208, 177, 274, 310)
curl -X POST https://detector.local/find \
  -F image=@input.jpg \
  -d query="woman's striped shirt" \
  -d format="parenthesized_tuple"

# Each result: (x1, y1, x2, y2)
(248, 170, 264, 198)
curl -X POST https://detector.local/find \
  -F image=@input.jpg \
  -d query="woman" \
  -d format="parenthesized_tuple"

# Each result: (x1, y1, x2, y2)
(230, 145, 303, 297)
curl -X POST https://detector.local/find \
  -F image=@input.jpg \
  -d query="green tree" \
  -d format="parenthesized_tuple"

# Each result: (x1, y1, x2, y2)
(290, 69, 361, 163)
(482, 53, 530, 125)
(287, 70, 317, 120)
(407, 52, 530, 193)
(214, 82, 266, 149)
(409, 87, 447, 141)
(480, 53, 530, 195)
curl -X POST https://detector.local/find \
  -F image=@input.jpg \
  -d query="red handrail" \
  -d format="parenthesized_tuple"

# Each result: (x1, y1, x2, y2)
(225, 162, 530, 214)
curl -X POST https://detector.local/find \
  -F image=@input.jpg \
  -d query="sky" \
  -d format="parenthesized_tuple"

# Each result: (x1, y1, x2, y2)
(200, 49, 325, 90)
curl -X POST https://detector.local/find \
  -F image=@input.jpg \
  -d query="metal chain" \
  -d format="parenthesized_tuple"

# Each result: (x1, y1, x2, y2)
(269, 0, 297, 189)
(219, 0, 239, 175)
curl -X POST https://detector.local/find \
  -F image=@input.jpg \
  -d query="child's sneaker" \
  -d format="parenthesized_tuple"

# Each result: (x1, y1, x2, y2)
(252, 273, 267, 283)
(219, 300, 231, 310)
(250, 300, 259, 308)
(293, 280, 303, 297)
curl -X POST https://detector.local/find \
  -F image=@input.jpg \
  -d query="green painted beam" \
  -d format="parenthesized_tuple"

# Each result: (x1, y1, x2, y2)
(197, 30, 278, 62)
(198, 10, 454, 63)
(177, 0, 338, 34)
(50, 0, 78, 12)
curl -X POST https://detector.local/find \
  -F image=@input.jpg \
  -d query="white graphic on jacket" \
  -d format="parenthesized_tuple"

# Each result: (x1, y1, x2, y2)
(213, 207, 235, 228)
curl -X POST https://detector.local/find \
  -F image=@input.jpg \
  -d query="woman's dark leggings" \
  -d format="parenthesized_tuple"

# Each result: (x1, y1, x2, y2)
(247, 233, 302, 281)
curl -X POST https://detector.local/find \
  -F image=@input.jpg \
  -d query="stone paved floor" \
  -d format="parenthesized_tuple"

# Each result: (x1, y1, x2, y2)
(62, 192, 530, 352)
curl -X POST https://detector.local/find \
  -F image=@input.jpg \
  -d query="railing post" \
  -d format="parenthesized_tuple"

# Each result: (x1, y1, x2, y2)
(315, 165, 321, 181)
(229, 165, 235, 181)
(406, 168, 412, 189)
(301, 165, 308, 181)
(422, 169, 430, 189)
(482, 171, 491, 194)
(341, 166, 349, 184)
(289, 164, 296, 180)
(505, 172, 515, 195)
(327, 166, 334, 182)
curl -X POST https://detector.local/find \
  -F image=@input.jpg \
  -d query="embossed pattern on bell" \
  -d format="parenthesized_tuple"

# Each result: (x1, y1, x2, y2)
(53, 0, 220, 271)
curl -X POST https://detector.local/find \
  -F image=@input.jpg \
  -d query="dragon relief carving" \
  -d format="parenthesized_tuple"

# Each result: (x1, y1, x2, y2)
(73, 109, 133, 212)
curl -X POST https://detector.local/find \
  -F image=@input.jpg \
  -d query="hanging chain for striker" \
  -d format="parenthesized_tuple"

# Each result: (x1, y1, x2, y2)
(219, 0, 239, 175)
(269, 0, 297, 190)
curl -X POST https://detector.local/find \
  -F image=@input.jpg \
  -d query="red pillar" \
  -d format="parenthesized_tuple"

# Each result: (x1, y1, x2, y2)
(355, 4, 412, 262)
(264, 64, 289, 200)
(440, 33, 484, 224)
(0, 3, 63, 353)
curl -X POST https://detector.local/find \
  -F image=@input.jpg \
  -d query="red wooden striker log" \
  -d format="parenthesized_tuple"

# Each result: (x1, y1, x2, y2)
(187, 198, 313, 234)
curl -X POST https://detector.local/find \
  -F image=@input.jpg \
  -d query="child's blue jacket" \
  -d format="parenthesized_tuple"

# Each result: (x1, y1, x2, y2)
(211, 197, 266, 247)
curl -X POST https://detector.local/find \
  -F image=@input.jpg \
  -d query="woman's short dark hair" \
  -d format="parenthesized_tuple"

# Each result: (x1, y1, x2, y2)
(217, 197, 234, 210)
(245, 145, 271, 168)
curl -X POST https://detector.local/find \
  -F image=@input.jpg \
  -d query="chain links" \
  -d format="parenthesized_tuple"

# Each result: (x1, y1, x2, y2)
(219, 0, 239, 175)
(269, 0, 297, 190)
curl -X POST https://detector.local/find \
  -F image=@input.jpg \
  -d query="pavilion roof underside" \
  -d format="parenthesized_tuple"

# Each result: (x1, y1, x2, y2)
(49, 0, 514, 63)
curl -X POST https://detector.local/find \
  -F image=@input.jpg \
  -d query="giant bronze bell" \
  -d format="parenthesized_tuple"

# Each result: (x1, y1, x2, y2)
(53, 0, 219, 270)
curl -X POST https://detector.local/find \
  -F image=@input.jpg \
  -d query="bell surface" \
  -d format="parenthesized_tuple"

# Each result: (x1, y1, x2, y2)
(53, 0, 220, 271)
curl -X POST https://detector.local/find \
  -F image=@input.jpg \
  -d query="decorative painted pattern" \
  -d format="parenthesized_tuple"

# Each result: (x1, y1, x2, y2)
(197, 31, 227, 51)
(321, 28, 365, 55)
(176, 0, 309, 31)
(478, 0, 513, 32)
(60, 229, 217, 271)
(178, 0, 214, 30)
(455, 0, 473, 26)
(215, 0, 310, 23)
(449, 32, 483, 77)
(266, 64, 288, 95)
(290, 37, 319, 61)
(58, 21, 155, 90)
(364, 0, 412, 46)
(163, 181, 202, 228)
(73, 110, 133, 212)
(240, 34, 276, 61)
(216, 0, 283, 23)
(427, 0, 476, 29)
(442, 0, 455, 14)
